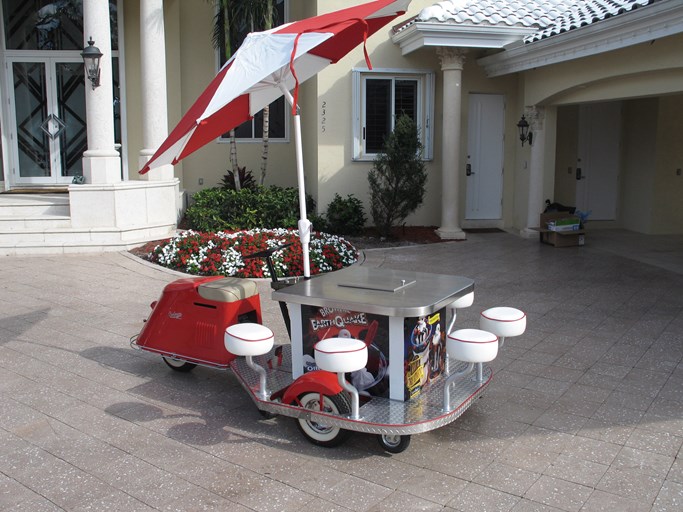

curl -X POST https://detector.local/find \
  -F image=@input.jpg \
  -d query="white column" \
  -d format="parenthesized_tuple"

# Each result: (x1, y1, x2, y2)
(139, 0, 173, 181)
(435, 48, 466, 240)
(82, 0, 121, 184)
(521, 106, 546, 236)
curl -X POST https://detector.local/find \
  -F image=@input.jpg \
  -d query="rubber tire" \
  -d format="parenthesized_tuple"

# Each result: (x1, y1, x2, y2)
(377, 434, 411, 453)
(162, 356, 197, 372)
(296, 392, 351, 447)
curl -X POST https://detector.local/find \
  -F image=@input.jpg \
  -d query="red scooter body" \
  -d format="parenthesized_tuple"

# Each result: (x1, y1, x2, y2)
(136, 276, 263, 367)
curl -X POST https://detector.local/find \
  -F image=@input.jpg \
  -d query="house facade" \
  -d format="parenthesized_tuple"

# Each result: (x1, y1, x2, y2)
(1, 0, 681, 254)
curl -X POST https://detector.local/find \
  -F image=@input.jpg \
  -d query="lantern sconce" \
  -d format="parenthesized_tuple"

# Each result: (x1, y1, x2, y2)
(81, 37, 102, 89)
(517, 115, 533, 146)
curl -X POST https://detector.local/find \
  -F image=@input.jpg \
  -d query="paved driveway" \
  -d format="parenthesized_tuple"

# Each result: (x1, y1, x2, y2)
(1, 231, 681, 511)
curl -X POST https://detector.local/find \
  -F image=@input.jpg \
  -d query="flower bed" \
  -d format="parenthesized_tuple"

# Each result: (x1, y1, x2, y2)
(146, 228, 358, 278)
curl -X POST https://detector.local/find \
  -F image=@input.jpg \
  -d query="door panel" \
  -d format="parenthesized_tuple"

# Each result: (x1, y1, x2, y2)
(55, 61, 85, 177)
(577, 102, 621, 220)
(12, 61, 51, 178)
(9, 57, 85, 183)
(466, 94, 504, 220)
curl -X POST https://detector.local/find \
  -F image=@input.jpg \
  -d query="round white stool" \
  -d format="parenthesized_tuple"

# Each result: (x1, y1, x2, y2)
(447, 328, 499, 363)
(443, 328, 498, 411)
(314, 338, 368, 373)
(447, 291, 474, 334)
(224, 323, 274, 356)
(314, 338, 368, 419)
(480, 307, 526, 349)
(225, 323, 275, 399)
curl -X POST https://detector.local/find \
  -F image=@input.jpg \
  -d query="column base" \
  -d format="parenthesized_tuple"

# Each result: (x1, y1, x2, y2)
(69, 179, 180, 229)
(435, 227, 467, 240)
(139, 152, 175, 181)
(520, 228, 540, 239)
(82, 153, 122, 184)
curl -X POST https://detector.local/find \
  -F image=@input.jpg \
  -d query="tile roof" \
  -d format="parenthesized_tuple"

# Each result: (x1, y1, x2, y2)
(526, 0, 658, 42)
(414, 0, 574, 28)
(402, 0, 659, 43)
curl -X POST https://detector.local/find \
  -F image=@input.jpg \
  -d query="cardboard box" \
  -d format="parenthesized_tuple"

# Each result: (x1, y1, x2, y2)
(538, 212, 585, 247)
(540, 231, 585, 247)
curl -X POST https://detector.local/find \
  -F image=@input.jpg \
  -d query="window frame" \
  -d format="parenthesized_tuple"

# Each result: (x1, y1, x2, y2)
(352, 68, 434, 162)
(216, 0, 289, 144)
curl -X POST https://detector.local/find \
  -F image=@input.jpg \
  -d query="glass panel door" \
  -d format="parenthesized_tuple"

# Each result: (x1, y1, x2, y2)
(8, 57, 85, 183)
(55, 60, 85, 178)
(10, 60, 51, 179)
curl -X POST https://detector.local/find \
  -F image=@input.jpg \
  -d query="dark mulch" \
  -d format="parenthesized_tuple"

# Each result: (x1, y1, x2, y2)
(128, 226, 446, 260)
(344, 225, 444, 249)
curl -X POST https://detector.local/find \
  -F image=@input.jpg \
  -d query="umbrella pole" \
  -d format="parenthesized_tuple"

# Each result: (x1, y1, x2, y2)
(293, 112, 311, 279)
(280, 84, 311, 279)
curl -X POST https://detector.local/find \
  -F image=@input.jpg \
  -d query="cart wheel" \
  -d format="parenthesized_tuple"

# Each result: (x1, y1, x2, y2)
(377, 434, 411, 454)
(162, 357, 197, 372)
(296, 392, 351, 447)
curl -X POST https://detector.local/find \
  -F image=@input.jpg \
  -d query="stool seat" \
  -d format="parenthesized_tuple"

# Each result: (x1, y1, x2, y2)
(314, 338, 368, 374)
(447, 329, 498, 363)
(449, 291, 474, 310)
(224, 323, 274, 356)
(480, 307, 526, 338)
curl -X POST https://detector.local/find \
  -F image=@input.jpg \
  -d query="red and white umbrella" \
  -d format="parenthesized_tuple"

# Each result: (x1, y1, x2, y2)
(140, 0, 411, 277)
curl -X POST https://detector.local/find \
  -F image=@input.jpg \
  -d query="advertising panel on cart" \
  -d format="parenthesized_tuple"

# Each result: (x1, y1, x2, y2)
(272, 266, 474, 402)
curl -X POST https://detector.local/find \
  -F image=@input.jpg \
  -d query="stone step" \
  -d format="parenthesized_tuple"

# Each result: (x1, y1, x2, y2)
(0, 223, 175, 256)
(0, 193, 70, 217)
(0, 215, 72, 230)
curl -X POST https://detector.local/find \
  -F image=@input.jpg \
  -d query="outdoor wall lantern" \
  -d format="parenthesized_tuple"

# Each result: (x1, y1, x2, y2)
(81, 37, 102, 89)
(517, 115, 533, 146)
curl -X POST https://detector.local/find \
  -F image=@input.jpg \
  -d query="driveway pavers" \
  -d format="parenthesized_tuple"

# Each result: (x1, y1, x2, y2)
(0, 231, 681, 511)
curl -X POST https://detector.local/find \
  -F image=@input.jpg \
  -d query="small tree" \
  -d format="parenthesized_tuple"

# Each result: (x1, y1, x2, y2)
(368, 114, 427, 238)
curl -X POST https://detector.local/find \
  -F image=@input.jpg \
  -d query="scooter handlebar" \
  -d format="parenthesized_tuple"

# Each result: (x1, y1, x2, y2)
(243, 241, 296, 340)
(243, 242, 294, 260)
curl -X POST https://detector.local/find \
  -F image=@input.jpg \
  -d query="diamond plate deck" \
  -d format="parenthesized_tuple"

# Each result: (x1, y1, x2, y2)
(230, 345, 492, 436)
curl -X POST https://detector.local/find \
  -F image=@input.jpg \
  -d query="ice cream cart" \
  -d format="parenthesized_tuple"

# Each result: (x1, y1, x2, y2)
(131, 262, 519, 453)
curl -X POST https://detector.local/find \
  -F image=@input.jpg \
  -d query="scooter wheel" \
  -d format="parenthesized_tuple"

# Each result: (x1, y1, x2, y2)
(296, 392, 351, 447)
(162, 357, 197, 372)
(377, 434, 411, 453)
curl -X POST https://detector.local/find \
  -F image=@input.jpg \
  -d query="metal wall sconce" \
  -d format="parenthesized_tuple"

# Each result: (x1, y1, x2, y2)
(81, 37, 102, 89)
(517, 115, 533, 146)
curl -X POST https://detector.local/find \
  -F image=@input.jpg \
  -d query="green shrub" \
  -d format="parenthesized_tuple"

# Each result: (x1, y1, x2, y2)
(186, 186, 317, 232)
(368, 114, 427, 238)
(325, 193, 366, 235)
(185, 187, 230, 232)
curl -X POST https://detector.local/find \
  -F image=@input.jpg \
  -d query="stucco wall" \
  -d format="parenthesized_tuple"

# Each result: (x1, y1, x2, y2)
(122, 1, 682, 234)
(176, 1, 297, 197)
(311, 0, 440, 225)
(122, 0, 141, 179)
(123, 0, 524, 230)
(311, 0, 524, 228)
(523, 33, 683, 107)
(123, 0, 182, 181)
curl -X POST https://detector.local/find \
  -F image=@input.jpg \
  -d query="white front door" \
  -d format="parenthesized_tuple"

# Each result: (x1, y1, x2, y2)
(7, 56, 86, 185)
(576, 102, 621, 220)
(466, 94, 504, 220)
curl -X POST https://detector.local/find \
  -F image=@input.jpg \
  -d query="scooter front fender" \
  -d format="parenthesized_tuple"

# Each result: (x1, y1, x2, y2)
(281, 370, 344, 405)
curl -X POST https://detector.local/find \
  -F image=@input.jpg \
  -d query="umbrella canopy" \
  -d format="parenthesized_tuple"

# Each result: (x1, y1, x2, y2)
(140, 0, 410, 173)
(140, 0, 411, 276)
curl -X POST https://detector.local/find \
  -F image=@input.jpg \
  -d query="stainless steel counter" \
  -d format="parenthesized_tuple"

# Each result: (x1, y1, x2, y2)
(272, 266, 474, 317)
